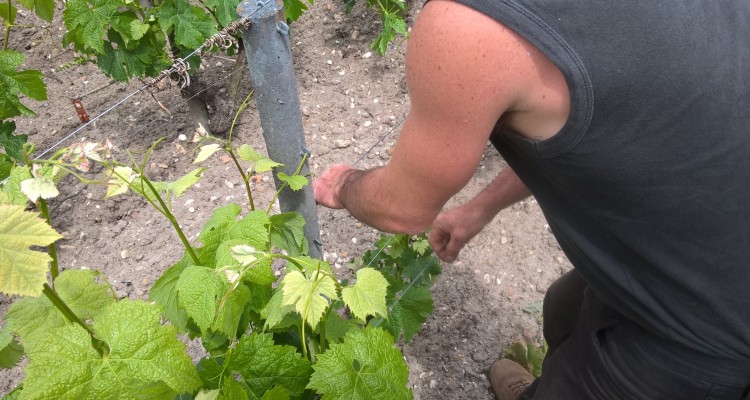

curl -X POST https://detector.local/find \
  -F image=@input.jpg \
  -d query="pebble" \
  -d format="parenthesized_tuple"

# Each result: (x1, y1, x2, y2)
(363, 120, 372, 127)
(483, 274, 491, 284)
(429, 380, 437, 389)
(115, 290, 128, 300)
(351, 237, 358, 244)
(120, 249, 129, 259)
(224, 180, 235, 189)
(178, 134, 187, 141)
(362, 52, 372, 59)
(334, 139, 351, 149)
(500, 236, 508, 244)
(188, 207, 195, 213)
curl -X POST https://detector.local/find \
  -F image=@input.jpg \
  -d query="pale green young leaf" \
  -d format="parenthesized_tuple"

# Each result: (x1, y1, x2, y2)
(6, 269, 115, 342)
(176, 265, 225, 334)
(157, 0, 217, 49)
(20, 301, 201, 399)
(199, 206, 271, 267)
(0, 326, 23, 368)
(0, 51, 46, 119)
(16, 0, 53, 21)
(20, 176, 59, 202)
(142, 167, 205, 203)
(1, 165, 31, 205)
(231, 244, 258, 265)
(105, 165, 135, 198)
(227, 333, 313, 398)
(269, 212, 308, 256)
(341, 268, 388, 321)
(203, 0, 240, 27)
(62, 0, 119, 53)
(196, 389, 220, 400)
(379, 286, 433, 342)
(308, 327, 412, 400)
(194, 143, 222, 163)
(411, 237, 430, 255)
(0, 204, 62, 296)
(0, 120, 27, 162)
(277, 172, 307, 191)
(281, 270, 338, 330)
(237, 144, 282, 172)
(217, 241, 274, 285)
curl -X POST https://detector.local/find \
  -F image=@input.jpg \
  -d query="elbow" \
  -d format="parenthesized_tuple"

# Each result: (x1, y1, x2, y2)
(376, 211, 437, 236)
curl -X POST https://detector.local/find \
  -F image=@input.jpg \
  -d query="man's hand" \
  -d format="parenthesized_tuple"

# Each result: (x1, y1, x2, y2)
(313, 164, 357, 209)
(429, 204, 491, 263)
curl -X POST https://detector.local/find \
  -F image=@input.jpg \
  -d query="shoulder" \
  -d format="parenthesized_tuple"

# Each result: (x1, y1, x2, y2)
(407, 0, 569, 139)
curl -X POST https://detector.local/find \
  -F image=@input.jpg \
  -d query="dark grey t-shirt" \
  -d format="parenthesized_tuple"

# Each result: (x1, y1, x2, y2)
(456, 0, 750, 360)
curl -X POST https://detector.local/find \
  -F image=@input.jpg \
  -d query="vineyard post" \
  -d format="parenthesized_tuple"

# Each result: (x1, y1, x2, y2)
(238, 0, 323, 258)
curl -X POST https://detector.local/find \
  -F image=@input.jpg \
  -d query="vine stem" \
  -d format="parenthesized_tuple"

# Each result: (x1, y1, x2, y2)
(3, 0, 10, 51)
(37, 199, 59, 282)
(141, 176, 201, 265)
(227, 91, 256, 210)
(42, 283, 109, 357)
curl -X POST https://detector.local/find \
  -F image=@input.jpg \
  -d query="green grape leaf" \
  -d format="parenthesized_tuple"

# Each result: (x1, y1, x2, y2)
(16, 0, 53, 21)
(260, 385, 289, 400)
(269, 212, 308, 256)
(371, 11, 407, 56)
(194, 143, 222, 163)
(0, 154, 12, 182)
(20, 301, 201, 399)
(401, 248, 441, 287)
(212, 281, 251, 338)
(176, 265, 225, 334)
(321, 311, 356, 345)
(0, 4, 17, 26)
(196, 357, 224, 389)
(261, 287, 296, 331)
(0, 326, 23, 368)
(6, 269, 115, 342)
(1, 165, 31, 205)
(308, 327, 412, 400)
(0, 204, 62, 296)
(109, 11, 149, 44)
(149, 253, 193, 331)
(20, 175, 59, 202)
(198, 205, 271, 267)
(204, 0, 240, 27)
(236, 144, 282, 172)
(62, 0, 119, 53)
(227, 333, 312, 399)
(277, 172, 307, 191)
(0, 51, 47, 119)
(379, 286, 433, 342)
(281, 269, 338, 330)
(157, 0, 217, 49)
(0, 120, 26, 162)
(219, 379, 249, 400)
(341, 268, 388, 321)
(283, 0, 308, 22)
(218, 243, 275, 285)
(98, 29, 152, 82)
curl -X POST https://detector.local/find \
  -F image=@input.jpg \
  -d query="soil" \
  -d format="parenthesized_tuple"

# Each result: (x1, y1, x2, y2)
(0, 1, 572, 398)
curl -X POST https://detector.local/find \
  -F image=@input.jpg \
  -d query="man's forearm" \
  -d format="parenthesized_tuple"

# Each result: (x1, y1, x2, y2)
(467, 167, 531, 223)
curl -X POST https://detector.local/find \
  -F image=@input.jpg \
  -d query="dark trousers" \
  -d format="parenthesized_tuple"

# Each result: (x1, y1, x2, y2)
(518, 270, 750, 400)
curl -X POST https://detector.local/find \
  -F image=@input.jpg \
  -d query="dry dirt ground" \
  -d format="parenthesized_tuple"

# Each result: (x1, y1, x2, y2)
(1, 0, 572, 398)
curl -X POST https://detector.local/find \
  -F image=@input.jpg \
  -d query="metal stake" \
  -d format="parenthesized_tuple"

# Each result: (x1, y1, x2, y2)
(238, 0, 323, 258)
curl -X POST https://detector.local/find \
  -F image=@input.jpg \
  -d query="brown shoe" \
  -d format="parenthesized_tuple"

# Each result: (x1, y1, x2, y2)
(490, 359, 534, 400)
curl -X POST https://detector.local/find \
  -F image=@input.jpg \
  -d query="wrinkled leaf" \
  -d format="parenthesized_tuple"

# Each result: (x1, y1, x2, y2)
(341, 268, 388, 321)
